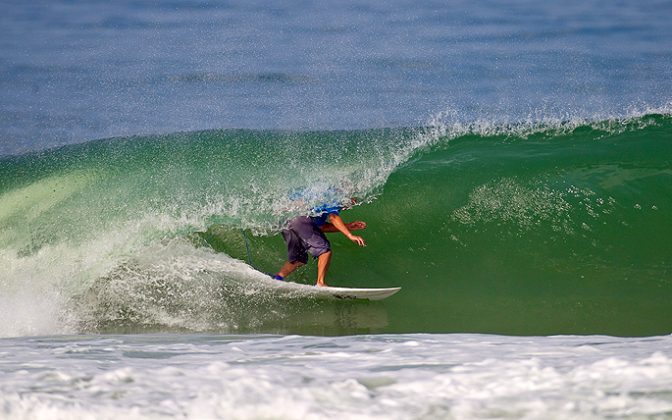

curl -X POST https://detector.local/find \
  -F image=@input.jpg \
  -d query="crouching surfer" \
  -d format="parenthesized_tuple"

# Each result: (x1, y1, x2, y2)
(272, 200, 366, 287)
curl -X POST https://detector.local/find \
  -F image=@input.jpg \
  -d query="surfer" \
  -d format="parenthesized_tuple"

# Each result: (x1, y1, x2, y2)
(272, 200, 366, 287)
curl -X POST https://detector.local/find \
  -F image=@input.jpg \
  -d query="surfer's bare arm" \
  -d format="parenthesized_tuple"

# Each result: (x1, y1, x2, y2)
(326, 214, 366, 246)
(320, 220, 366, 233)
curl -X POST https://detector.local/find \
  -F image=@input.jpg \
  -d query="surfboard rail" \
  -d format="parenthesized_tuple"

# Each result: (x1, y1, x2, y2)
(307, 285, 402, 301)
(248, 273, 400, 300)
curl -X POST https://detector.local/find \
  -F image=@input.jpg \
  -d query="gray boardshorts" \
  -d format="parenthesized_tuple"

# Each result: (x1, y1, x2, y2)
(282, 216, 331, 264)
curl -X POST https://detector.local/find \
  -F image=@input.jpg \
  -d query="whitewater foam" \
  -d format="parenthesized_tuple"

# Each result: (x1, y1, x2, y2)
(1, 334, 671, 419)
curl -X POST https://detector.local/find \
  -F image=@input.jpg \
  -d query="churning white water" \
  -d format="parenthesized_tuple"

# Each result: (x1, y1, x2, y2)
(1, 333, 671, 419)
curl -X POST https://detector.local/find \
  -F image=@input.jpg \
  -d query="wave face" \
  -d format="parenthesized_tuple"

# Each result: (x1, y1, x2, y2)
(1, 114, 671, 337)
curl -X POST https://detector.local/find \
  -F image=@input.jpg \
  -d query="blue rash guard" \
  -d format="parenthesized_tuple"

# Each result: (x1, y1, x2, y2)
(310, 203, 342, 227)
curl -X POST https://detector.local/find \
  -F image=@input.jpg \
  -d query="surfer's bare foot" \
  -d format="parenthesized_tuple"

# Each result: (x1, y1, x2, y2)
(316, 281, 328, 287)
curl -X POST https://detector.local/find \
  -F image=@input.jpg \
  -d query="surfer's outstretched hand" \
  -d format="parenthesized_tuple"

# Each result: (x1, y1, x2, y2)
(349, 235, 366, 247)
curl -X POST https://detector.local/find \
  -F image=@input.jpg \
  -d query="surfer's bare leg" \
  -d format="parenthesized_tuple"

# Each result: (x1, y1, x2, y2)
(316, 251, 332, 287)
(277, 260, 304, 278)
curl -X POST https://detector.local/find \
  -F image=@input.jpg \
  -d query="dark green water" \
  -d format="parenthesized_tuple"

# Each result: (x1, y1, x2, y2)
(1, 115, 670, 336)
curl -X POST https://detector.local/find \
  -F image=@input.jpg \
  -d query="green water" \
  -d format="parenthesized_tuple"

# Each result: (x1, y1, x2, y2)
(1, 115, 671, 336)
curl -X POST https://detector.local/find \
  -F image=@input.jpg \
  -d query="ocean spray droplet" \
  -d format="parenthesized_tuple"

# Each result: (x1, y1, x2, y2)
(634, 204, 642, 210)
(652, 205, 658, 210)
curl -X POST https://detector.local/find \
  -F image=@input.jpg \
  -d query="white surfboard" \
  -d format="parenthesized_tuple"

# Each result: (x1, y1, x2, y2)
(293, 284, 401, 301)
(241, 267, 401, 300)
(250, 274, 400, 300)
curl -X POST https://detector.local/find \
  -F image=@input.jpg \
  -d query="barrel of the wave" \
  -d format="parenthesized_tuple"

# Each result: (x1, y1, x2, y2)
(2, 117, 670, 336)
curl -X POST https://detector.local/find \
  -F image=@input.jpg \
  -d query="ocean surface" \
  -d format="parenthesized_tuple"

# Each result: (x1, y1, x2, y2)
(1, 0, 672, 418)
